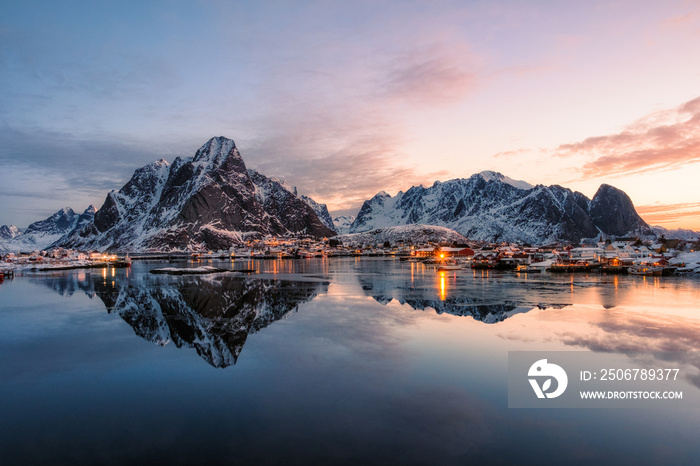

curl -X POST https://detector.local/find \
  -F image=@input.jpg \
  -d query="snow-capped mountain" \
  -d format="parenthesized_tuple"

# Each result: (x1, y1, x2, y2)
(0, 206, 95, 252)
(335, 224, 469, 246)
(300, 194, 335, 232)
(59, 137, 335, 252)
(349, 172, 652, 244)
(0, 224, 22, 240)
(332, 215, 355, 234)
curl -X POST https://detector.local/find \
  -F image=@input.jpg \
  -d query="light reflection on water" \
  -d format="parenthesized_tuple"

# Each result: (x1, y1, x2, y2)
(1, 257, 699, 465)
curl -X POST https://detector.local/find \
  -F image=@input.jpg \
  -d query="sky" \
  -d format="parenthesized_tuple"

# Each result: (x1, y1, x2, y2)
(2, 0, 700, 230)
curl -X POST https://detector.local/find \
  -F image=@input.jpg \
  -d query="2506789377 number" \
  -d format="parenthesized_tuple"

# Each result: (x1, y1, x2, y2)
(598, 368, 680, 381)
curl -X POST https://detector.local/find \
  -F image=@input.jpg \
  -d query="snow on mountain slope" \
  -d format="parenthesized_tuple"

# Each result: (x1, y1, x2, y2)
(349, 172, 651, 244)
(477, 171, 534, 190)
(0, 206, 95, 252)
(0, 225, 22, 240)
(335, 224, 469, 246)
(332, 215, 355, 234)
(651, 226, 699, 241)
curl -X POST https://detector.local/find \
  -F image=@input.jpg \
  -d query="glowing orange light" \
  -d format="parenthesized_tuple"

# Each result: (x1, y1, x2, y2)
(439, 271, 446, 301)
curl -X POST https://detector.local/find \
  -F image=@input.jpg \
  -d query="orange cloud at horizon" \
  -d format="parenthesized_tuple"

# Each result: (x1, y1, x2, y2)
(636, 202, 700, 231)
(556, 97, 700, 178)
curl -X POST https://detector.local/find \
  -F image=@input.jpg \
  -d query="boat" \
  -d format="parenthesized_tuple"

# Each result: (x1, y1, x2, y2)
(114, 255, 132, 268)
(437, 259, 462, 271)
(629, 264, 663, 276)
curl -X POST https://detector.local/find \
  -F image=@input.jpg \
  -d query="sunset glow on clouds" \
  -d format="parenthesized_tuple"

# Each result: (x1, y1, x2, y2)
(1, 0, 699, 230)
(557, 97, 700, 178)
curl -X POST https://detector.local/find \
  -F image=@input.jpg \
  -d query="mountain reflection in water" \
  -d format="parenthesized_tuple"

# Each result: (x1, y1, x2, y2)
(35, 273, 328, 367)
(34, 264, 574, 368)
(5, 258, 700, 465)
(358, 268, 570, 323)
(31, 258, 700, 373)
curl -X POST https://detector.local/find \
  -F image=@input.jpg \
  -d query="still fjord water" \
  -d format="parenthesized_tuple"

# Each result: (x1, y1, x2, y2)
(1, 257, 699, 465)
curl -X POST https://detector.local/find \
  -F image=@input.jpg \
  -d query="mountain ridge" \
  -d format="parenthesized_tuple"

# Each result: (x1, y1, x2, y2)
(0, 140, 663, 252)
(349, 172, 652, 243)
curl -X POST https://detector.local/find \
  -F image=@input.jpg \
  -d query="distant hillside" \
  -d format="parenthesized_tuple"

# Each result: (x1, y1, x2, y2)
(651, 226, 699, 241)
(334, 224, 469, 246)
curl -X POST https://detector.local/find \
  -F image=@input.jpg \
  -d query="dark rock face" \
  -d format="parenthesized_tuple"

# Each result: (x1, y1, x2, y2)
(94, 193, 121, 233)
(589, 184, 652, 237)
(350, 172, 650, 244)
(248, 170, 335, 238)
(300, 194, 335, 232)
(59, 137, 335, 251)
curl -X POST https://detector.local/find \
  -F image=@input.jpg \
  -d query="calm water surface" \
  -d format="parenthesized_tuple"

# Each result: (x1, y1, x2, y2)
(1, 257, 699, 465)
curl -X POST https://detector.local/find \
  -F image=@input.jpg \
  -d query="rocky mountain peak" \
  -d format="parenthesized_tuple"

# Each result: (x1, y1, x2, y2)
(589, 183, 651, 236)
(26, 207, 77, 234)
(476, 171, 534, 190)
(56, 136, 335, 251)
(190, 137, 244, 176)
(193, 136, 237, 162)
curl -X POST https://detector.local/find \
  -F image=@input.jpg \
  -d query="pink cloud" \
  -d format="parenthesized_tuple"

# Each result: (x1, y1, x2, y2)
(681, 96, 700, 114)
(555, 97, 700, 177)
(492, 148, 530, 158)
(635, 202, 700, 227)
(378, 45, 478, 106)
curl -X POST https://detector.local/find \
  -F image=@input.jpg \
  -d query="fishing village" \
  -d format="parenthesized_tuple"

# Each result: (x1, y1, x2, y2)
(2, 234, 699, 281)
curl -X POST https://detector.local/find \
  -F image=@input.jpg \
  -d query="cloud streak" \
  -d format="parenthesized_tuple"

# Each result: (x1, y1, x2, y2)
(556, 97, 700, 177)
(378, 45, 478, 106)
(635, 202, 700, 226)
